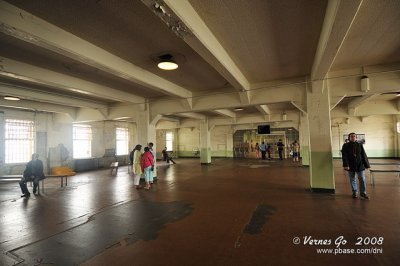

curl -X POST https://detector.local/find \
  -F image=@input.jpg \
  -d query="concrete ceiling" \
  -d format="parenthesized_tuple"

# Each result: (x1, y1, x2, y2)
(0, 0, 399, 126)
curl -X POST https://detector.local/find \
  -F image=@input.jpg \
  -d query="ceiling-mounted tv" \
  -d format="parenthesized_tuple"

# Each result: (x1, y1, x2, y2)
(257, 125, 270, 134)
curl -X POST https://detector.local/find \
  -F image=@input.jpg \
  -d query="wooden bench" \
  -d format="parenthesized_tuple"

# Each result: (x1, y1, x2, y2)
(369, 162, 400, 186)
(0, 174, 69, 193)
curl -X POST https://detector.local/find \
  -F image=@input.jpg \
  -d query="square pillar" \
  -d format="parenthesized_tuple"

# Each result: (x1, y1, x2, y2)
(199, 119, 211, 164)
(307, 80, 335, 193)
(137, 107, 157, 177)
(299, 113, 310, 166)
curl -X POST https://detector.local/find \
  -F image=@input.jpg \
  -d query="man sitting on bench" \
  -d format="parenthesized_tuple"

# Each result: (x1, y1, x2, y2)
(19, 153, 45, 197)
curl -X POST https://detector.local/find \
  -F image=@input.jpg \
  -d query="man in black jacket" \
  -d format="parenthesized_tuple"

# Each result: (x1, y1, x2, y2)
(342, 133, 370, 199)
(19, 153, 45, 197)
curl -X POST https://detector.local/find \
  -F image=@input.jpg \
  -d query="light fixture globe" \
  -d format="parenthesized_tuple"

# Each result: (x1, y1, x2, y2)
(3, 96, 20, 101)
(157, 54, 178, 70)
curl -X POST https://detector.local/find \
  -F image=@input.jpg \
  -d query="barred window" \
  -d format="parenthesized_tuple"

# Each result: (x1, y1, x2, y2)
(116, 127, 129, 155)
(5, 119, 35, 163)
(73, 125, 92, 158)
(166, 132, 173, 151)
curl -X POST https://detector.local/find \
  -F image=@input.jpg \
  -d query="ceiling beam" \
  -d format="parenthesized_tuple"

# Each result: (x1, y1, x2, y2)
(0, 1, 192, 99)
(311, 0, 362, 80)
(330, 95, 346, 111)
(0, 98, 77, 118)
(348, 94, 379, 109)
(150, 83, 304, 116)
(290, 101, 307, 115)
(0, 83, 107, 109)
(164, 0, 250, 93)
(178, 112, 206, 120)
(255, 105, 271, 115)
(213, 109, 236, 118)
(160, 115, 181, 123)
(0, 57, 144, 103)
(332, 101, 399, 118)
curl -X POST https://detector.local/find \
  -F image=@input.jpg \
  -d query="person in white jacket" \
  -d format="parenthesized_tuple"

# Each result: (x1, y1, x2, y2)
(132, 144, 143, 189)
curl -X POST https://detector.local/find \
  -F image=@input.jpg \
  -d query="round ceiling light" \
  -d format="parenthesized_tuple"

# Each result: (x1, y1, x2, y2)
(157, 54, 178, 70)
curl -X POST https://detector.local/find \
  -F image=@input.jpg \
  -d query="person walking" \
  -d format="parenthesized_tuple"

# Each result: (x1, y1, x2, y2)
(341, 132, 370, 199)
(147, 142, 156, 184)
(132, 144, 143, 189)
(255, 143, 260, 159)
(267, 145, 273, 160)
(277, 139, 285, 160)
(19, 153, 45, 197)
(291, 140, 300, 162)
(162, 147, 176, 164)
(260, 141, 267, 160)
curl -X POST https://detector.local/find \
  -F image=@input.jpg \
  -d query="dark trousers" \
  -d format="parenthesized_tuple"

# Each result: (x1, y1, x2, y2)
(167, 157, 176, 164)
(261, 151, 266, 160)
(19, 176, 40, 195)
(278, 149, 283, 160)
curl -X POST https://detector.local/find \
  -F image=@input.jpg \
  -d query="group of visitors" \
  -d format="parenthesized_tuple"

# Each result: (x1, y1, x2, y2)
(129, 142, 156, 190)
(255, 142, 273, 160)
(19, 133, 368, 200)
(254, 139, 299, 161)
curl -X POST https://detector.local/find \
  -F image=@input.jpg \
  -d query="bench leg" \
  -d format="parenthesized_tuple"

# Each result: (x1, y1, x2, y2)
(371, 173, 375, 186)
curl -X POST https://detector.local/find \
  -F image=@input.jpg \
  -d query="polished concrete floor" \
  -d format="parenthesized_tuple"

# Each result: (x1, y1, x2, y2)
(1, 158, 399, 266)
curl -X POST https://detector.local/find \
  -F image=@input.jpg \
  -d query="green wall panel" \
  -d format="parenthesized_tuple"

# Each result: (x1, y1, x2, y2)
(310, 151, 335, 190)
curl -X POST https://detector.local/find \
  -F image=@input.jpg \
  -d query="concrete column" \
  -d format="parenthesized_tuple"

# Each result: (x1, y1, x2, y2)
(299, 113, 310, 166)
(0, 112, 4, 167)
(394, 115, 400, 158)
(199, 119, 211, 164)
(136, 107, 157, 177)
(226, 131, 234, 158)
(307, 80, 335, 193)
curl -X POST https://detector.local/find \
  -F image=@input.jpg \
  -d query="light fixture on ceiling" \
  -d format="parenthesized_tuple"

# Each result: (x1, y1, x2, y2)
(234, 108, 244, 111)
(3, 96, 20, 101)
(157, 54, 178, 70)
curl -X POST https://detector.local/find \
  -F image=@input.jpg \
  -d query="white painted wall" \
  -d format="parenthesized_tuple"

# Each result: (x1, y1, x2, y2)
(331, 115, 396, 157)
(0, 107, 398, 175)
(177, 127, 200, 157)
(0, 108, 136, 174)
(211, 125, 233, 157)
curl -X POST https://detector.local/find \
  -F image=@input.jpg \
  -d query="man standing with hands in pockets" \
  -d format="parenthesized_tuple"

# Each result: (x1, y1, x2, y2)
(341, 133, 370, 199)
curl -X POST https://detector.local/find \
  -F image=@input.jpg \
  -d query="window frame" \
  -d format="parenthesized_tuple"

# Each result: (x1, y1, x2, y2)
(115, 127, 129, 155)
(4, 119, 35, 164)
(72, 124, 92, 159)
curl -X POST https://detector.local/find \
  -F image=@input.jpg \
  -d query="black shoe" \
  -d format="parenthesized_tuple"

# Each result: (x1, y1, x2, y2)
(360, 193, 369, 199)
(21, 193, 31, 198)
(352, 193, 358, 199)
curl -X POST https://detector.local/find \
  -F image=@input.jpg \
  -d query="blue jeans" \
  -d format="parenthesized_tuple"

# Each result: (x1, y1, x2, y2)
(347, 170, 367, 194)
(144, 166, 152, 182)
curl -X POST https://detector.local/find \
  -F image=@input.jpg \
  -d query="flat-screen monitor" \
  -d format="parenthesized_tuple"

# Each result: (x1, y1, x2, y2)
(257, 125, 270, 134)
